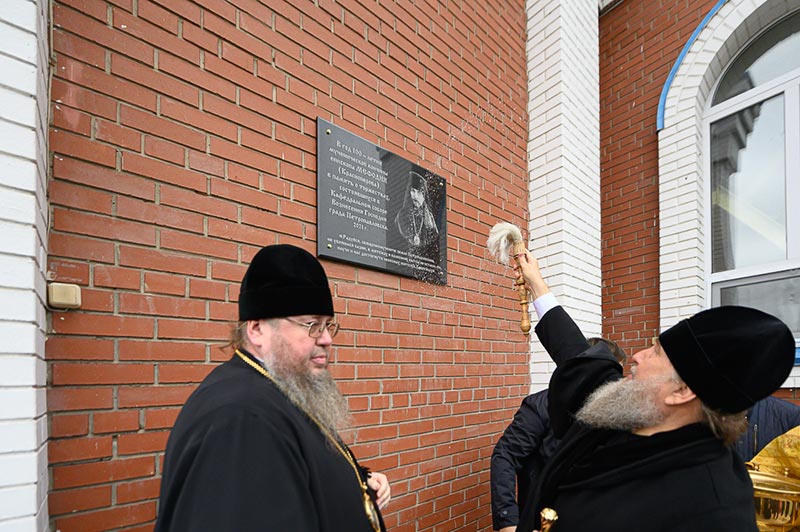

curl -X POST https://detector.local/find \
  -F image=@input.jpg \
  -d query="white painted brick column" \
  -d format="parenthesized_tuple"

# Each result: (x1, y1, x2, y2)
(525, 1, 601, 391)
(0, 0, 50, 530)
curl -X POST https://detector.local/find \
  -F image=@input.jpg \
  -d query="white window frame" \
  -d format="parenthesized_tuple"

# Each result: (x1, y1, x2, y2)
(703, 58, 800, 360)
(657, 0, 800, 385)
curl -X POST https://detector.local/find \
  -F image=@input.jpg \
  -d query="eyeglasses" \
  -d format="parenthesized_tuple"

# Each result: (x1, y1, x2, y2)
(284, 317, 340, 338)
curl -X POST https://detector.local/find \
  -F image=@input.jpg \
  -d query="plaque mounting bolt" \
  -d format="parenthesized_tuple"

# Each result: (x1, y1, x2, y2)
(326, 129, 331, 135)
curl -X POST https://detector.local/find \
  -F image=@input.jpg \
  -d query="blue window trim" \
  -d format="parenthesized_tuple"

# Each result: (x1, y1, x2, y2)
(796, 346, 800, 366)
(657, 0, 728, 131)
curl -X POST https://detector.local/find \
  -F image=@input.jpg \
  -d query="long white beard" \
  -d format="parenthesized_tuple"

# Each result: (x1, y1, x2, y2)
(575, 377, 667, 431)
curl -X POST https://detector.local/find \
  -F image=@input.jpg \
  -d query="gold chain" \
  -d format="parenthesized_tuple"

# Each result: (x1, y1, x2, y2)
(235, 350, 381, 532)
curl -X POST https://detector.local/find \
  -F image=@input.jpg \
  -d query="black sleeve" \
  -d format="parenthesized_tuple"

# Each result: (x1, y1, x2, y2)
(534, 306, 591, 366)
(534, 306, 622, 438)
(490, 392, 549, 529)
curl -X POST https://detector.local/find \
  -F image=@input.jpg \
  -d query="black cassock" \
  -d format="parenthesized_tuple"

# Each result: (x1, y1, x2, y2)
(155, 350, 385, 532)
(517, 306, 757, 532)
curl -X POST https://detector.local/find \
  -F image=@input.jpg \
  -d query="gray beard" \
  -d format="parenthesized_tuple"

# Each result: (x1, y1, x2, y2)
(264, 349, 351, 438)
(575, 377, 666, 431)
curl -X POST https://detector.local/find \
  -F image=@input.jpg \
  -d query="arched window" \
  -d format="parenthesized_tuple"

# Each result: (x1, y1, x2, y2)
(705, 9, 800, 345)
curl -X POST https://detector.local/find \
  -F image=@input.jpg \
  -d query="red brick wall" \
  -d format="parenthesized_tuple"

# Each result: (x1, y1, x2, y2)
(598, 0, 719, 356)
(46, 1, 528, 530)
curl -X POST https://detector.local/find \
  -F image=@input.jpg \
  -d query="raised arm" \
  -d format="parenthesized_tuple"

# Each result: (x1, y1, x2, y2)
(513, 248, 622, 437)
(515, 249, 589, 366)
(514, 248, 549, 301)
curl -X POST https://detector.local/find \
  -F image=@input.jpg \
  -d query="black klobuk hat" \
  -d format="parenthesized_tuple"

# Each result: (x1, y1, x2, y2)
(659, 306, 795, 414)
(238, 244, 334, 321)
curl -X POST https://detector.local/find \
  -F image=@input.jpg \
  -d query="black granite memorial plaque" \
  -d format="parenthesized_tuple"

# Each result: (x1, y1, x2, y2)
(317, 118, 447, 284)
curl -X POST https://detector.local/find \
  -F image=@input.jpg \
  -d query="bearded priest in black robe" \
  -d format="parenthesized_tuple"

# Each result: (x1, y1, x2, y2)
(155, 244, 390, 532)
(512, 248, 795, 532)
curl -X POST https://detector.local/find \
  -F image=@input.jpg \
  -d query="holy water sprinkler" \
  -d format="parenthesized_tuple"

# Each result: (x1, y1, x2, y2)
(487, 222, 531, 334)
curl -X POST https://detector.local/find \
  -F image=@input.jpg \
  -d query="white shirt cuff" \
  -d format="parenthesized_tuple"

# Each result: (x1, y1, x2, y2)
(532, 292, 559, 320)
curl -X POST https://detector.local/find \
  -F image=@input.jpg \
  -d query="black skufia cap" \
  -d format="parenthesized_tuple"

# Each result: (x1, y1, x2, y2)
(238, 244, 334, 321)
(659, 305, 795, 414)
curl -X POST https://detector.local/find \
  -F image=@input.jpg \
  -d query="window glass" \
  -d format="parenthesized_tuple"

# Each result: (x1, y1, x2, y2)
(718, 271, 800, 338)
(713, 11, 800, 105)
(707, 9, 800, 362)
(710, 94, 786, 273)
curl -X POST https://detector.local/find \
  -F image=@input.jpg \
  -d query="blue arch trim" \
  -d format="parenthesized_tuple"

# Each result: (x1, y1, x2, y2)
(657, 0, 728, 131)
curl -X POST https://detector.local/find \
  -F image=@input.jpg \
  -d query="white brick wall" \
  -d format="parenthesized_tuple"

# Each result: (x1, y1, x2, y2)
(0, 0, 50, 529)
(526, 1, 601, 391)
(658, 0, 800, 386)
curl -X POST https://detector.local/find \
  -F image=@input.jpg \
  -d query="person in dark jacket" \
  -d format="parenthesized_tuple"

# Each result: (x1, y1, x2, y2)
(735, 395, 800, 461)
(155, 244, 390, 532)
(490, 338, 626, 531)
(512, 247, 795, 532)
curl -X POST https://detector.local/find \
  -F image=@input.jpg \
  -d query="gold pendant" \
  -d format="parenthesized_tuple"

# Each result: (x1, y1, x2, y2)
(363, 489, 380, 532)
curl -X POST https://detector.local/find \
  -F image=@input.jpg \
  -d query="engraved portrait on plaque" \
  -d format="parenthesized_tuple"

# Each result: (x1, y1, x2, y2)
(317, 118, 447, 284)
